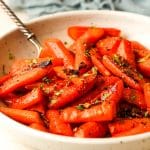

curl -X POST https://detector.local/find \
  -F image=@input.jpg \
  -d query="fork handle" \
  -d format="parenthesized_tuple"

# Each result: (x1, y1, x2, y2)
(0, 0, 34, 39)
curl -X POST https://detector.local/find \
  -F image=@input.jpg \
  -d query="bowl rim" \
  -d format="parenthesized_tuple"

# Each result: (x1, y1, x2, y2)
(0, 10, 150, 144)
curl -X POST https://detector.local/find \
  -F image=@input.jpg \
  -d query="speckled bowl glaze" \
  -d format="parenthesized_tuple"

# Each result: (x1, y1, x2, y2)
(0, 10, 150, 150)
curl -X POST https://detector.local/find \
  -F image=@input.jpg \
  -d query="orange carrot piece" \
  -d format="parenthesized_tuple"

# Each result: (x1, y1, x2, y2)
(96, 37, 121, 56)
(143, 83, 150, 112)
(109, 118, 150, 136)
(72, 27, 104, 70)
(46, 110, 73, 136)
(10, 88, 43, 109)
(131, 41, 150, 58)
(123, 88, 146, 109)
(28, 102, 45, 114)
(29, 123, 48, 132)
(48, 69, 97, 109)
(53, 66, 68, 79)
(74, 122, 106, 138)
(40, 38, 74, 69)
(90, 48, 111, 76)
(68, 26, 120, 41)
(0, 107, 43, 124)
(138, 58, 150, 77)
(117, 39, 136, 67)
(61, 99, 116, 123)
(102, 55, 142, 90)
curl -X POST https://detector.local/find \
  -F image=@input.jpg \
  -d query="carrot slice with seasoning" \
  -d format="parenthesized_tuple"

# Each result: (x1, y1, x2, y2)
(74, 122, 106, 138)
(10, 88, 43, 109)
(46, 110, 73, 136)
(0, 107, 43, 124)
(102, 55, 142, 90)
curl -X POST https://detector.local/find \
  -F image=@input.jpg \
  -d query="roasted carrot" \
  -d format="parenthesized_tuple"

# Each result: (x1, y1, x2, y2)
(10, 88, 43, 109)
(0, 58, 63, 96)
(61, 99, 116, 123)
(122, 88, 146, 109)
(40, 38, 74, 69)
(46, 110, 73, 136)
(29, 123, 48, 132)
(131, 41, 150, 58)
(68, 26, 120, 40)
(143, 83, 150, 112)
(0, 107, 43, 124)
(72, 27, 104, 70)
(117, 39, 136, 67)
(53, 66, 68, 79)
(74, 122, 106, 138)
(90, 48, 111, 76)
(28, 102, 45, 114)
(48, 69, 97, 109)
(96, 37, 121, 56)
(102, 55, 142, 90)
(109, 118, 150, 136)
(138, 57, 150, 77)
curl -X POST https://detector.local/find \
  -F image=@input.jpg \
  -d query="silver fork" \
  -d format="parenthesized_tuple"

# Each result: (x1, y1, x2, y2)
(0, 0, 42, 56)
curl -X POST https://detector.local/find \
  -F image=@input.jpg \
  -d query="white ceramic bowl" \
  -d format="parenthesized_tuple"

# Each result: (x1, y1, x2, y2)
(0, 10, 150, 150)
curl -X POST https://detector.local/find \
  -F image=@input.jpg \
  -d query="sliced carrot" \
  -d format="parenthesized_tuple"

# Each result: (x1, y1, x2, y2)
(117, 39, 136, 67)
(46, 110, 73, 136)
(28, 102, 45, 114)
(48, 69, 97, 109)
(72, 27, 104, 70)
(0, 107, 43, 124)
(103, 28, 121, 37)
(40, 38, 74, 69)
(143, 83, 150, 112)
(74, 122, 106, 138)
(131, 41, 150, 58)
(10, 88, 43, 109)
(102, 55, 142, 90)
(0, 58, 63, 96)
(109, 118, 150, 136)
(96, 37, 121, 56)
(10, 57, 63, 76)
(68, 26, 120, 40)
(138, 58, 150, 77)
(123, 88, 146, 109)
(29, 123, 48, 132)
(90, 48, 111, 76)
(53, 66, 68, 79)
(61, 98, 116, 123)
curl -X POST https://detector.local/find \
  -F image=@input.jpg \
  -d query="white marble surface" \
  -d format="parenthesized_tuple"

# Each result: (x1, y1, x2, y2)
(0, 3, 33, 149)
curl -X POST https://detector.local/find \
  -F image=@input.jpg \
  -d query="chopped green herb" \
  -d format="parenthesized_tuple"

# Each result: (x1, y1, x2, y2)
(55, 89, 64, 96)
(101, 92, 111, 101)
(40, 83, 44, 89)
(94, 99, 100, 105)
(91, 67, 97, 75)
(144, 111, 149, 117)
(42, 77, 51, 84)
(50, 99, 57, 104)
(130, 95, 136, 102)
(76, 104, 85, 111)
(43, 88, 50, 94)
(112, 54, 121, 65)
(8, 50, 15, 60)
(137, 54, 150, 63)
(84, 49, 90, 57)
(82, 103, 91, 109)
